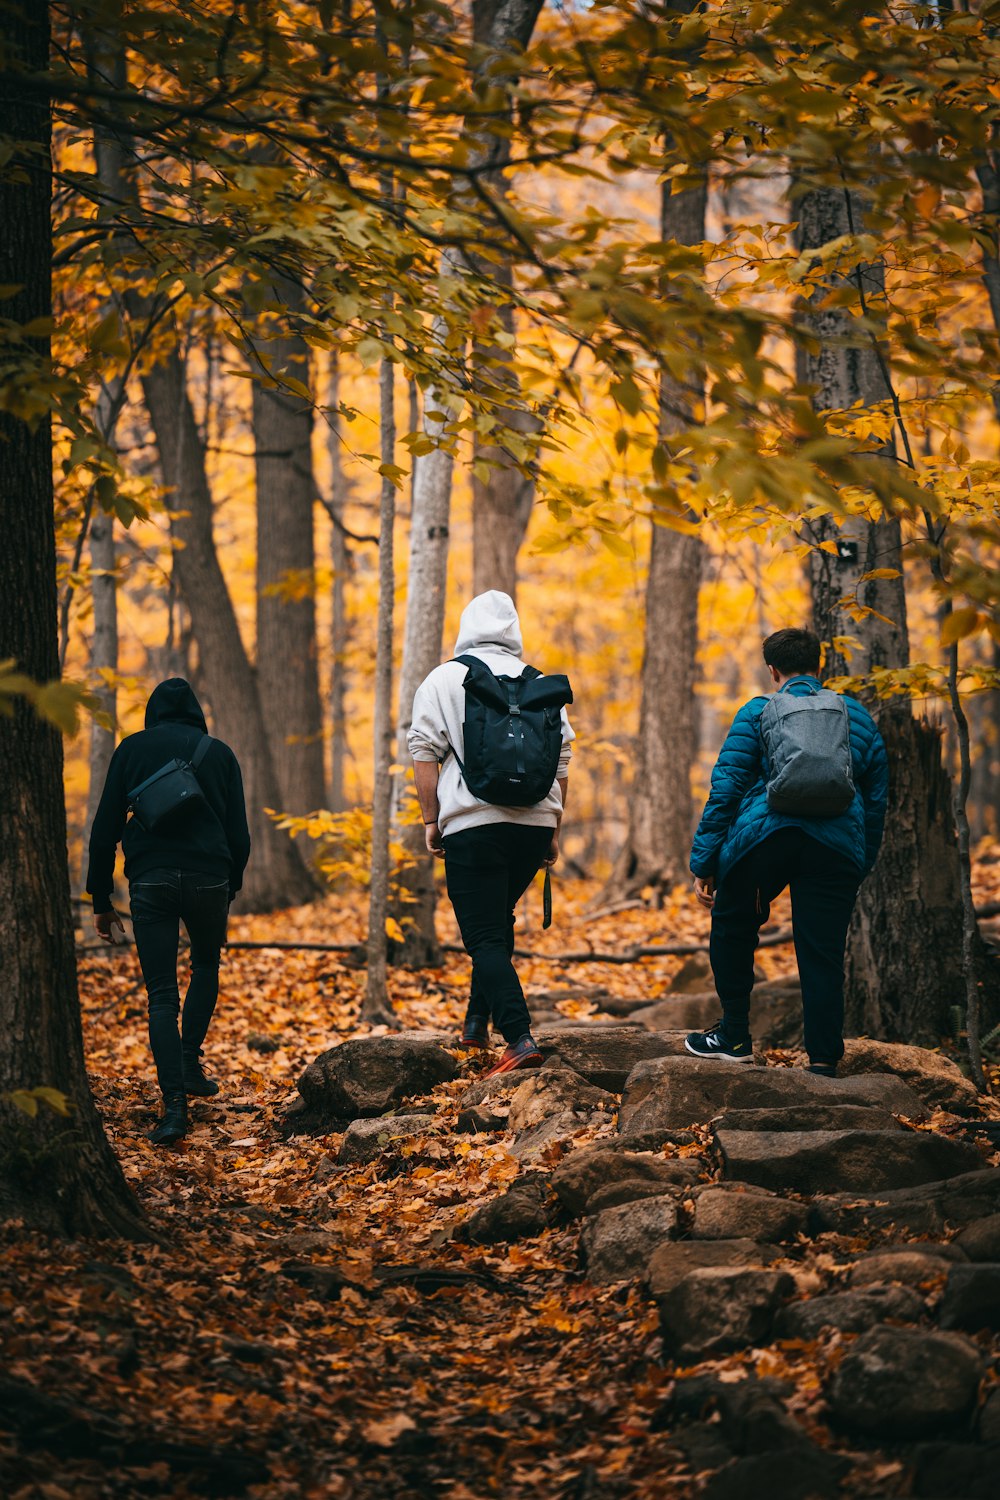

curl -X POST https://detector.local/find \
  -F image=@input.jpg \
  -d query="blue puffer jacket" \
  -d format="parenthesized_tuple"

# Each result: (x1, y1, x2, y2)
(690, 676, 888, 881)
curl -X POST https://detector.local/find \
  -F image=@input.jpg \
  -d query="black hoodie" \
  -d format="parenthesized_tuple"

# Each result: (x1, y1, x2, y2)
(86, 679, 251, 911)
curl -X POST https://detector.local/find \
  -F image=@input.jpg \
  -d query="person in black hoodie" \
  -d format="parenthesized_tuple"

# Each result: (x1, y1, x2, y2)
(87, 679, 251, 1144)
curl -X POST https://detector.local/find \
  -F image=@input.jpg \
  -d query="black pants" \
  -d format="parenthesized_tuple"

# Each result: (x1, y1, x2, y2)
(130, 868, 229, 1098)
(443, 823, 553, 1045)
(710, 828, 862, 1065)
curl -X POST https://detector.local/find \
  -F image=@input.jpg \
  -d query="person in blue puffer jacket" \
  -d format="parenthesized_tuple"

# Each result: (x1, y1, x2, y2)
(687, 627, 888, 1074)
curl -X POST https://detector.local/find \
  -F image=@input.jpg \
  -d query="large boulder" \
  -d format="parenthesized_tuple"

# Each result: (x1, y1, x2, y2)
(954, 1211, 1000, 1261)
(549, 1146, 700, 1219)
(618, 1057, 927, 1145)
(849, 1248, 957, 1287)
(717, 1128, 983, 1196)
(839, 1039, 980, 1115)
(507, 1068, 616, 1133)
(812, 1167, 1000, 1237)
(647, 1239, 783, 1298)
(535, 1026, 687, 1091)
(337, 1113, 437, 1165)
(691, 1185, 809, 1244)
(938, 1264, 1000, 1334)
(296, 1034, 458, 1125)
(580, 1194, 680, 1283)
(712, 1103, 901, 1133)
(659, 1267, 795, 1361)
(774, 1283, 925, 1340)
(826, 1327, 983, 1438)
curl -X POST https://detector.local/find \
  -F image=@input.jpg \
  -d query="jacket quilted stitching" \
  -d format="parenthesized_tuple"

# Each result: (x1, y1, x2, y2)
(690, 675, 888, 881)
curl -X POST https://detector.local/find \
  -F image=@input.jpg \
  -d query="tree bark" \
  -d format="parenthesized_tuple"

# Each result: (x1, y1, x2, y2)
(0, 3, 144, 1237)
(141, 352, 318, 909)
(604, 175, 707, 902)
(326, 350, 351, 814)
(80, 454, 118, 889)
(795, 181, 995, 1040)
(252, 276, 326, 817)
(363, 354, 398, 1023)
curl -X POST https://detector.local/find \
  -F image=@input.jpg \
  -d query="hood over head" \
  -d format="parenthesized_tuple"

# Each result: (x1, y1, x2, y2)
(453, 591, 523, 658)
(145, 678, 208, 732)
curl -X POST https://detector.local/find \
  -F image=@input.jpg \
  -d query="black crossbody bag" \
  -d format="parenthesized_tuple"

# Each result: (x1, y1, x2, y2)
(127, 734, 214, 833)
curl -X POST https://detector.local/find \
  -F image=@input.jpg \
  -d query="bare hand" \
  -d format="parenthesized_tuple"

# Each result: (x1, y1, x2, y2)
(544, 832, 560, 868)
(425, 822, 445, 859)
(94, 910, 126, 945)
(693, 875, 715, 910)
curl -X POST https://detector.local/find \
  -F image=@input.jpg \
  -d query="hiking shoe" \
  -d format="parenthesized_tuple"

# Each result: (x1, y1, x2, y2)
(684, 1023, 753, 1062)
(182, 1055, 220, 1097)
(149, 1092, 187, 1145)
(457, 1017, 490, 1050)
(483, 1034, 543, 1077)
(808, 1062, 838, 1078)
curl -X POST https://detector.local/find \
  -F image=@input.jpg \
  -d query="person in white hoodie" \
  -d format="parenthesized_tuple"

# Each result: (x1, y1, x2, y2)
(408, 591, 574, 1075)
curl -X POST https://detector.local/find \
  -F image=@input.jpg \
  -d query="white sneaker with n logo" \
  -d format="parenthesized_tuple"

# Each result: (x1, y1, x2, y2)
(684, 1025, 754, 1063)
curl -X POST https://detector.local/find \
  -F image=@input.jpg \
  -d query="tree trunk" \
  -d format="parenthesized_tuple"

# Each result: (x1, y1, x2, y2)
(80, 456, 118, 888)
(363, 355, 398, 1023)
(141, 351, 317, 911)
(604, 175, 707, 901)
(975, 143, 1000, 428)
(795, 181, 996, 1039)
(327, 350, 351, 814)
(0, 3, 144, 1237)
(252, 278, 326, 816)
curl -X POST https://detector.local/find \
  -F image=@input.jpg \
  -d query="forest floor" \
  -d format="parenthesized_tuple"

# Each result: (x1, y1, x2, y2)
(3, 863, 1000, 1499)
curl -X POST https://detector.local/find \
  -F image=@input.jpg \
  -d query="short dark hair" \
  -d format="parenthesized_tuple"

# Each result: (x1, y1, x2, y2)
(762, 627, 821, 677)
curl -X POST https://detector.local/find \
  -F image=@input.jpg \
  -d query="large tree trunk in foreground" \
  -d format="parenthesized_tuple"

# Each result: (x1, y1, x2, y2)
(252, 279, 326, 816)
(142, 352, 317, 911)
(0, 4, 143, 1237)
(605, 175, 706, 902)
(796, 182, 996, 1040)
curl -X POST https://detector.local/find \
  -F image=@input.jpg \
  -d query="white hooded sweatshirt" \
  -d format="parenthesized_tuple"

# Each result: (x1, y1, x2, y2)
(407, 591, 575, 837)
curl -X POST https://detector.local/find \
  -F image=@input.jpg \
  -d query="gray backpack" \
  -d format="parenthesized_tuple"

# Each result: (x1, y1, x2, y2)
(760, 684, 855, 816)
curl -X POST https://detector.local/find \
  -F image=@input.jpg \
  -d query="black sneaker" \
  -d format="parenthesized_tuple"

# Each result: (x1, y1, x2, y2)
(684, 1023, 753, 1063)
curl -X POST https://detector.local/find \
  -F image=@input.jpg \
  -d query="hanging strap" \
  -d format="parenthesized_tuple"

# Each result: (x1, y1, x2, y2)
(506, 681, 527, 778)
(191, 734, 214, 770)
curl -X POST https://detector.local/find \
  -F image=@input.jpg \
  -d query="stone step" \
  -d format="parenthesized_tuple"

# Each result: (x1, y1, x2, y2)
(717, 1127, 984, 1196)
(534, 1025, 688, 1092)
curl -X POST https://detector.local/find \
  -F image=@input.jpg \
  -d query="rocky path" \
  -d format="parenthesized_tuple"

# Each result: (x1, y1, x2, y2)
(291, 997, 1000, 1500)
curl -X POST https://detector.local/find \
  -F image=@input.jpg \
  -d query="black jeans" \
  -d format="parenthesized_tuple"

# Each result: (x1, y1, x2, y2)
(130, 868, 229, 1098)
(710, 828, 862, 1065)
(443, 823, 554, 1045)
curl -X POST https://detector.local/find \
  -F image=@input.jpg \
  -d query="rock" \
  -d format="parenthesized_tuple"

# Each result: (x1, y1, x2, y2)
(717, 1128, 983, 1196)
(909, 1442, 1000, 1499)
(827, 1327, 983, 1438)
(337, 1114, 437, 1165)
(631, 994, 720, 1032)
(534, 1026, 687, 1092)
(457, 1073, 526, 1111)
(509, 1111, 612, 1163)
(840, 1038, 981, 1115)
(953, 1210, 1000, 1261)
(296, 1034, 457, 1126)
(668, 953, 714, 992)
(247, 1032, 282, 1054)
(938, 1263, 1000, 1333)
(849, 1249, 954, 1287)
(634, 979, 804, 1049)
(691, 1185, 809, 1244)
(461, 1174, 553, 1245)
(456, 1106, 504, 1134)
(619, 1057, 927, 1145)
(647, 1239, 783, 1298)
(580, 1195, 680, 1283)
(712, 1104, 901, 1133)
(659, 1267, 795, 1361)
(980, 1388, 1000, 1442)
(811, 1167, 1000, 1237)
(774, 1284, 926, 1340)
(700, 1451, 839, 1500)
(507, 1068, 617, 1133)
(549, 1146, 700, 1218)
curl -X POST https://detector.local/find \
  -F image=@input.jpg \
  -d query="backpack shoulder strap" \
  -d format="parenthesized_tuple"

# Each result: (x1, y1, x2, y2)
(191, 734, 214, 770)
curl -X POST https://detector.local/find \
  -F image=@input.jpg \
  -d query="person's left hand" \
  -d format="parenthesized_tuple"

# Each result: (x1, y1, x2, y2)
(693, 875, 715, 910)
(94, 910, 126, 945)
(425, 821, 445, 858)
(544, 831, 560, 868)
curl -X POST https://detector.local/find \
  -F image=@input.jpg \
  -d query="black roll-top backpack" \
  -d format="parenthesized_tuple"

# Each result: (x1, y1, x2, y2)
(451, 655, 573, 808)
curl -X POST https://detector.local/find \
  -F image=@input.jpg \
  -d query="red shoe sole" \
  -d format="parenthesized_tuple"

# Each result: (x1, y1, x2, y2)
(482, 1049, 543, 1078)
